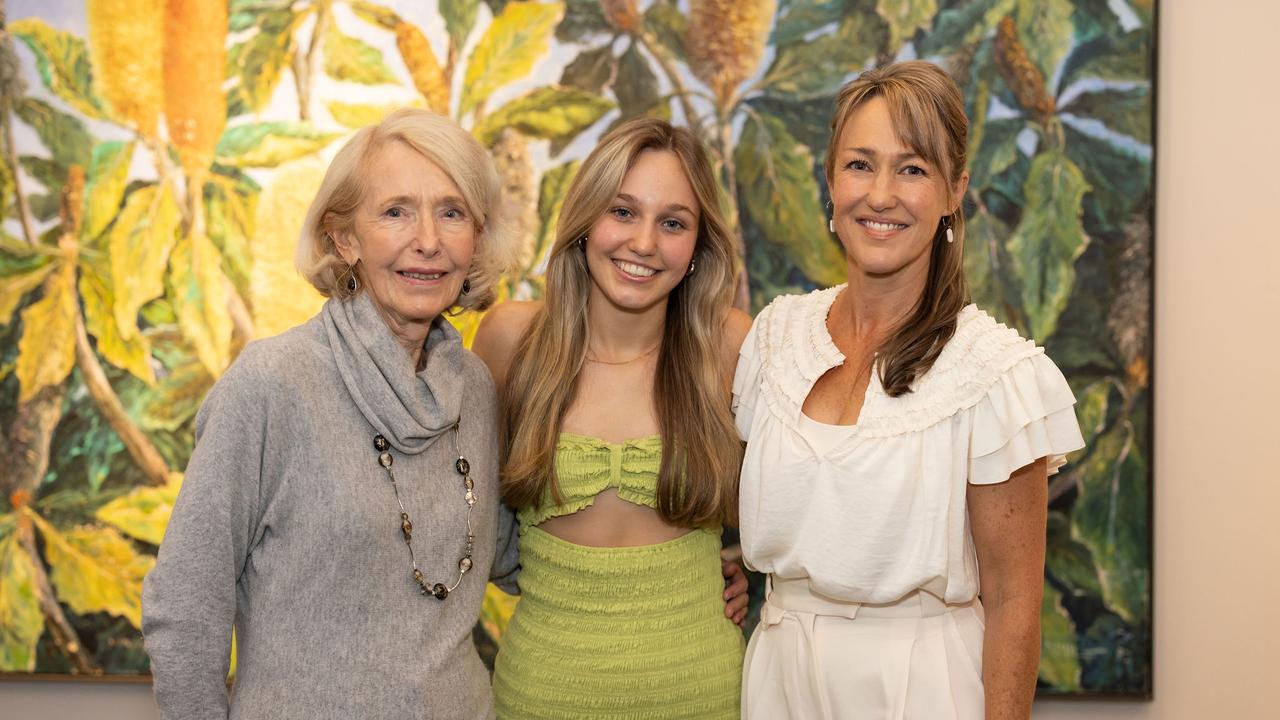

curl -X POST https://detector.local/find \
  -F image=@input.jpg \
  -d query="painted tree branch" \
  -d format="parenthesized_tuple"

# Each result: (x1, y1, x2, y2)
(16, 511, 102, 675)
(292, 1, 327, 122)
(635, 29, 703, 133)
(74, 312, 171, 486)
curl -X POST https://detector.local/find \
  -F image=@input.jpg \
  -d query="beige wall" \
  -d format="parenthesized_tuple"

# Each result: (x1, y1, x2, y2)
(4, 2, 1279, 718)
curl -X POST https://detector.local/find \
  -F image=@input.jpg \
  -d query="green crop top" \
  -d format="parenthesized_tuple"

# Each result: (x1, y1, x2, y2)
(517, 432, 662, 529)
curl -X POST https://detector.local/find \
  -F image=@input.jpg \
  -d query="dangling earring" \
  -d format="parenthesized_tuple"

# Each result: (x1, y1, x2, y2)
(826, 200, 835, 234)
(829, 219, 836, 234)
(341, 264, 359, 294)
(945, 213, 956, 243)
(577, 236, 586, 251)
(687, 258, 696, 276)
(461, 277, 471, 295)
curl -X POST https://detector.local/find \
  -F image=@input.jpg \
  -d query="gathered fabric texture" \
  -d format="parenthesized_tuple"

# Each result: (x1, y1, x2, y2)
(494, 435, 743, 719)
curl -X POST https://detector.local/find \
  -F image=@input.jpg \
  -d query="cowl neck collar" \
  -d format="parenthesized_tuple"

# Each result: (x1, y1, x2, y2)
(322, 292, 464, 455)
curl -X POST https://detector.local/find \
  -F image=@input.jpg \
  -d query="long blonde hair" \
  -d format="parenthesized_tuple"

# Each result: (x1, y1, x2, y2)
(502, 118, 740, 528)
(826, 61, 971, 397)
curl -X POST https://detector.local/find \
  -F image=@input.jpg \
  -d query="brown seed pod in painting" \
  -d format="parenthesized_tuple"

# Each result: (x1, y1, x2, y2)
(993, 16, 1055, 123)
(601, 0, 641, 33)
(686, 0, 776, 109)
(489, 128, 539, 272)
(395, 22, 450, 116)
(1107, 207, 1152, 391)
(87, 0, 164, 137)
(164, 0, 228, 178)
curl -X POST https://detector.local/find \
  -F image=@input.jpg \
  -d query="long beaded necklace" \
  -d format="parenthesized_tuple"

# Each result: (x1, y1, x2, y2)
(371, 423, 475, 599)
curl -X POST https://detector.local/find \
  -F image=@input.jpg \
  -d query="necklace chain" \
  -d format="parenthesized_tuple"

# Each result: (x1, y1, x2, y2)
(372, 424, 475, 600)
(585, 341, 660, 365)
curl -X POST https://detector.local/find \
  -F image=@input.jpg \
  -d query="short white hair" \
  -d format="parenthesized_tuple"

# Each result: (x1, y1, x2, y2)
(295, 108, 514, 311)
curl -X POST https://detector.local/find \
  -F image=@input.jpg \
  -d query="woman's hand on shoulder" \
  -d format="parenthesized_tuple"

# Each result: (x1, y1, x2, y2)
(472, 300, 541, 392)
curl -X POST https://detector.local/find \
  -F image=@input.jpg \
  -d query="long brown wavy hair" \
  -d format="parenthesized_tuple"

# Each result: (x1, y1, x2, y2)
(825, 61, 971, 397)
(501, 118, 740, 528)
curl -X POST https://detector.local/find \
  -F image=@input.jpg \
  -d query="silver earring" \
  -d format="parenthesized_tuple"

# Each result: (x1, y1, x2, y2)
(826, 200, 835, 234)
(461, 278, 471, 295)
(577, 236, 586, 251)
(687, 258, 696, 276)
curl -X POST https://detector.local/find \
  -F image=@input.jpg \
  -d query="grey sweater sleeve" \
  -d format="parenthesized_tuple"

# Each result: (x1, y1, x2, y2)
(489, 502, 520, 595)
(142, 357, 267, 720)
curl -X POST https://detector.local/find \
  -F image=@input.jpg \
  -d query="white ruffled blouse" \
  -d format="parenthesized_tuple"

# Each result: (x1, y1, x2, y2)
(733, 285, 1085, 605)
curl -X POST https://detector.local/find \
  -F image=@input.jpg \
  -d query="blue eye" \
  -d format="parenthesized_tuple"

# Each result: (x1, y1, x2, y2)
(386, 207, 404, 218)
(902, 165, 927, 177)
(662, 218, 688, 231)
(847, 159, 871, 171)
(611, 207, 634, 219)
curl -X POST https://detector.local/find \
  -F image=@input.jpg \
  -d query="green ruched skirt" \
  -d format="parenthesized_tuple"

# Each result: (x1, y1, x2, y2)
(492, 525, 744, 719)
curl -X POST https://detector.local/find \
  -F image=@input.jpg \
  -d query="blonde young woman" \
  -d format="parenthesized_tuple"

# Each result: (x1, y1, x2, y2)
(733, 61, 1085, 720)
(474, 118, 750, 719)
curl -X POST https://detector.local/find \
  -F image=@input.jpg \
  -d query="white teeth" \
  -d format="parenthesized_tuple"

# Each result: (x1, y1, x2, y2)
(401, 271, 443, 280)
(862, 220, 906, 232)
(614, 260, 656, 277)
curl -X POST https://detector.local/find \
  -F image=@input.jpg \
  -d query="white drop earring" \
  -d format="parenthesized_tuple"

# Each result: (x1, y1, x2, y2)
(829, 218, 835, 234)
(945, 227, 954, 243)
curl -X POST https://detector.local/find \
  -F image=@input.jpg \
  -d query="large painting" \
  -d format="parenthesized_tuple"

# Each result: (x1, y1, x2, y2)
(0, 0, 1153, 697)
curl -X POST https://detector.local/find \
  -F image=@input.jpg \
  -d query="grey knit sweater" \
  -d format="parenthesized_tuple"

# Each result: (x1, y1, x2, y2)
(142, 293, 519, 720)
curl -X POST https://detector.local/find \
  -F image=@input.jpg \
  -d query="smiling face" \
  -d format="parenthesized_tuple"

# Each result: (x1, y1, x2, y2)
(583, 149, 700, 314)
(333, 140, 476, 342)
(829, 95, 966, 281)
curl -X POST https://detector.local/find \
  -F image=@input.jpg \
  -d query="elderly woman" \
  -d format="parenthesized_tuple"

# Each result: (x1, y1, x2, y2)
(733, 61, 1086, 720)
(142, 108, 518, 719)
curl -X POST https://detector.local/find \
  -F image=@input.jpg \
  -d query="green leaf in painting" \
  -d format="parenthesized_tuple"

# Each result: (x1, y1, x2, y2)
(79, 254, 156, 384)
(1006, 149, 1090, 342)
(876, 0, 937, 52)
(1015, 0, 1073, 91)
(326, 100, 414, 129)
(204, 171, 259, 298)
(962, 208, 1009, 318)
(1073, 380, 1112, 448)
(109, 185, 181, 345)
(556, 0, 609, 43)
(0, 262, 55, 327)
(762, 14, 878, 101)
(1061, 85, 1151, 145)
(462, 2, 565, 117)
(642, 2, 687, 61)
(1060, 29, 1152, 89)
(1073, 420, 1149, 624)
(94, 475, 183, 546)
(533, 160, 580, 271)
(215, 122, 342, 169)
(9, 18, 109, 119)
(170, 231, 233, 377)
(1046, 510, 1102, 597)
(27, 512, 153, 630)
(441, 0, 482, 48)
(82, 141, 136, 245)
(0, 531, 44, 672)
(772, 0, 844, 46)
(915, 0, 1016, 57)
(559, 44, 616, 95)
(14, 97, 93, 171)
(475, 86, 612, 146)
(15, 261, 77, 402)
(736, 115, 846, 286)
(1039, 583, 1082, 691)
(1062, 125, 1150, 232)
(968, 116, 1022, 191)
(138, 359, 214, 432)
(613, 41, 662, 120)
(18, 156, 64, 197)
(230, 0, 293, 32)
(322, 24, 398, 85)
(348, 0, 402, 30)
(227, 8, 302, 116)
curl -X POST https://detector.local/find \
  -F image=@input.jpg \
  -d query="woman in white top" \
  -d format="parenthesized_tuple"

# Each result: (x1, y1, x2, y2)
(733, 61, 1085, 720)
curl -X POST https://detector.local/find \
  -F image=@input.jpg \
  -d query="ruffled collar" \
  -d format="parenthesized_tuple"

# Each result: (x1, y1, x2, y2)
(753, 286, 1043, 439)
(322, 292, 464, 454)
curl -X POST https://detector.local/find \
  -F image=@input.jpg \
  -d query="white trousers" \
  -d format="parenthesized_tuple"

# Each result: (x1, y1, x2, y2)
(742, 576, 986, 720)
